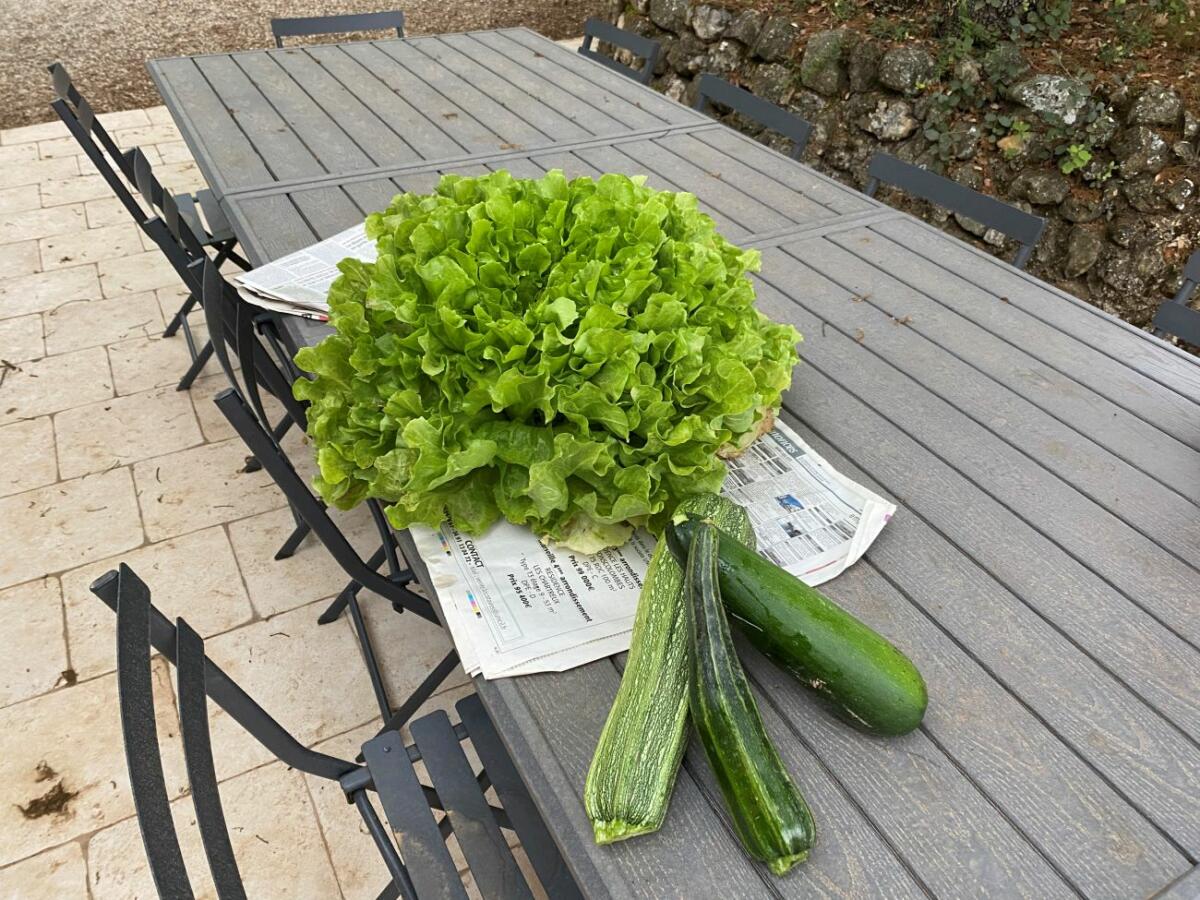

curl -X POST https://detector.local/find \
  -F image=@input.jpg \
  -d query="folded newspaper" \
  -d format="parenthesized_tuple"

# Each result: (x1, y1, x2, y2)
(234, 224, 375, 320)
(245, 225, 897, 680)
(412, 422, 895, 679)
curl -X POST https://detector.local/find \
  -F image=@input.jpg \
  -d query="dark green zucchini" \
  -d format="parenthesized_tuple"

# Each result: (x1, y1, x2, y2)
(684, 522, 816, 875)
(670, 517, 927, 736)
(584, 495, 756, 844)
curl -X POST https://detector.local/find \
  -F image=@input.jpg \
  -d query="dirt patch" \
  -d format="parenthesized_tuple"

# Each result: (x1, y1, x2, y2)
(0, 0, 608, 130)
(18, 762, 78, 821)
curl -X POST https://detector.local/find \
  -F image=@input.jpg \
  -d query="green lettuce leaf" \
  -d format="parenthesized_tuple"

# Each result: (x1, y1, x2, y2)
(294, 170, 800, 553)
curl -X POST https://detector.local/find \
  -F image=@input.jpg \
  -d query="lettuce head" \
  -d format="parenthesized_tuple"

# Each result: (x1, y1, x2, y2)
(294, 170, 800, 553)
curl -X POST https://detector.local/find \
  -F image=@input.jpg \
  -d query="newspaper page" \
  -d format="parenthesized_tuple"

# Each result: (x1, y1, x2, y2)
(410, 420, 895, 679)
(234, 224, 376, 317)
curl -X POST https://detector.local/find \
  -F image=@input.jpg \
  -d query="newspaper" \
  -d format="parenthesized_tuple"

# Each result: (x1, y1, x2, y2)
(410, 421, 895, 679)
(234, 224, 375, 321)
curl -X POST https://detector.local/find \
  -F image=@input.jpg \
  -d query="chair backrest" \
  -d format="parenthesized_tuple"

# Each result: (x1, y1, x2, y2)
(693, 74, 813, 160)
(578, 17, 660, 85)
(90, 563, 356, 897)
(91, 565, 573, 899)
(865, 153, 1047, 269)
(47, 62, 145, 225)
(199, 258, 308, 437)
(1152, 250, 1200, 345)
(128, 148, 208, 286)
(271, 9, 405, 47)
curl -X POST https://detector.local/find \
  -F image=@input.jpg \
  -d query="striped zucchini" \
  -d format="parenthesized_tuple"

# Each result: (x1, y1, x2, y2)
(682, 522, 816, 874)
(584, 495, 755, 844)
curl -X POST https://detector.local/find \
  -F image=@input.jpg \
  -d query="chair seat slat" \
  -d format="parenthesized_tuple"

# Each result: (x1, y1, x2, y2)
(362, 730, 467, 900)
(456, 695, 583, 900)
(411, 711, 533, 900)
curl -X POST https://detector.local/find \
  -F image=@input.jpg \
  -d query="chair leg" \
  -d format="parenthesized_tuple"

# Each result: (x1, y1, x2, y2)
(319, 545, 389, 625)
(273, 519, 311, 560)
(347, 590, 393, 722)
(176, 340, 214, 390)
(373, 650, 460, 738)
(244, 413, 295, 473)
(163, 292, 199, 338)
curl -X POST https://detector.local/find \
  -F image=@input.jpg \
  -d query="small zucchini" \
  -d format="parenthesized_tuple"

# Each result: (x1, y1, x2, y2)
(584, 495, 756, 844)
(683, 521, 816, 875)
(671, 517, 927, 736)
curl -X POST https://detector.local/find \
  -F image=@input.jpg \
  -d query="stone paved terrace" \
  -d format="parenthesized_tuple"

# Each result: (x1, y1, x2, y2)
(0, 104, 519, 898)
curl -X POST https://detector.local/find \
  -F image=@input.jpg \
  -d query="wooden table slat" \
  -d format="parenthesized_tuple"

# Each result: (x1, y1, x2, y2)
(150, 57, 274, 194)
(764, 242, 1200, 571)
(191, 54, 327, 182)
(873, 218, 1200, 408)
(783, 233, 1200, 506)
(439, 32, 631, 138)
(498, 28, 697, 126)
(373, 40, 552, 149)
(473, 31, 666, 132)
(301, 44, 468, 160)
(267, 48, 423, 166)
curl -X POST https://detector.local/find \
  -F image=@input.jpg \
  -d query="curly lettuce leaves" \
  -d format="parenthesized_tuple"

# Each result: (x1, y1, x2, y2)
(294, 170, 800, 553)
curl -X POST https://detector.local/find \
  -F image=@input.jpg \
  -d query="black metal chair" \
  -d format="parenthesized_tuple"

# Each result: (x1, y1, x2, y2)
(47, 62, 250, 390)
(271, 10, 405, 47)
(578, 17, 661, 85)
(693, 74, 813, 160)
(91, 563, 580, 900)
(1152, 250, 1200, 346)
(199, 257, 457, 735)
(864, 152, 1047, 270)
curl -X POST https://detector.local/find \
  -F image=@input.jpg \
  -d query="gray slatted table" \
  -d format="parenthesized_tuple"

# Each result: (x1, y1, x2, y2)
(149, 28, 1200, 900)
(148, 27, 707, 197)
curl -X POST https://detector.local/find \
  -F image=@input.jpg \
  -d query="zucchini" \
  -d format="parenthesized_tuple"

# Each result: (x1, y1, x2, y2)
(670, 517, 927, 736)
(584, 495, 756, 844)
(683, 522, 816, 875)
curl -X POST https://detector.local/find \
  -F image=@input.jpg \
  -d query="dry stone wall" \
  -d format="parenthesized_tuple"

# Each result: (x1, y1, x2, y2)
(611, 1, 1199, 329)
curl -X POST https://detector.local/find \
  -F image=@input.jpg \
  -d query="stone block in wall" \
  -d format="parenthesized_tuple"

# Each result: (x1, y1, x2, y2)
(860, 98, 918, 141)
(754, 17, 798, 62)
(691, 4, 731, 41)
(1009, 74, 1092, 126)
(649, 0, 690, 33)
(704, 39, 744, 75)
(748, 63, 795, 106)
(666, 31, 707, 74)
(1064, 225, 1104, 277)
(848, 39, 883, 92)
(878, 46, 934, 95)
(799, 29, 848, 96)
(1011, 169, 1070, 206)
(1111, 125, 1169, 177)
(1061, 195, 1102, 223)
(725, 9, 764, 47)
(1127, 84, 1183, 127)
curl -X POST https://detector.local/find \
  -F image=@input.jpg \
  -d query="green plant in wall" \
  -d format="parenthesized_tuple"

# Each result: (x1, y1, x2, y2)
(1058, 143, 1091, 174)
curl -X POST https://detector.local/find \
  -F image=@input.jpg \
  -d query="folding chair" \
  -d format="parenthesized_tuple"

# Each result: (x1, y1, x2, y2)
(271, 10, 405, 47)
(1152, 250, 1200, 346)
(693, 74, 814, 160)
(864, 152, 1047, 270)
(90, 564, 581, 900)
(47, 62, 250, 390)
(578, 17, 661, 85)
(200, 258, 457, 734)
